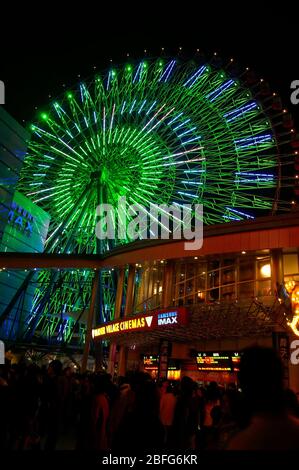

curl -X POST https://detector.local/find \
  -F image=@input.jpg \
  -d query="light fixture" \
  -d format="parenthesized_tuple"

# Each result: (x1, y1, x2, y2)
(194, 256, 198, 260)
(241, 251, 246, 255)
(260, 263, 271, 278)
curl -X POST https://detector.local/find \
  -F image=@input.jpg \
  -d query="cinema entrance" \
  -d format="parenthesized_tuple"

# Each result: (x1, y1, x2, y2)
(92, 304, 280, 386)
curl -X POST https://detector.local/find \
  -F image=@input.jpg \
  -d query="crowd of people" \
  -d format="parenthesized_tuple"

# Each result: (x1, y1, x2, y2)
(1, 346, 299, 451)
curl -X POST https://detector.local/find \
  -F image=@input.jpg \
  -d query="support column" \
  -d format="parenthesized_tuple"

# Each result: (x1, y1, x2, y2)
(115, 267, 125, 320)
(117, 265, 135, 377)
(82, 270, 99, 372)
(162, 261, 175, 308)
(118, 345, 128, 377)
(108, 267, 125, 376)
(107, 343, 117, 375)
(271, 249, 284, 294)
(124, 265, 136, 316)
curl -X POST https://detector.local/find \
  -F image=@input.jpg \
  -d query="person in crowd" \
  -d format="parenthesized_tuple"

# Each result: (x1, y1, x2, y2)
(113, 372, 164, 450)
(172, 376, 198, 449)
(158, 379, 170, 400)
(0, 365, 10, 450)
(199, 381, 221, 449)
(76, 374, 94, 450)
(159, 383, 177, 446)
(284, 388, 299, 418)
(108, 376, 135, 447)
(228, 346, 299, 450)
(43, 359, 67, 450)
(216, 389, 242, 449)
(91, 374, 110, 451)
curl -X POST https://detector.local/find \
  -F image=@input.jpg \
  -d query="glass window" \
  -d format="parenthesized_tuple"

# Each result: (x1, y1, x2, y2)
(208, 260, 220, 301)
(283, 253, 299, 276)
(239, 258, 255, 300)
(256, 258, 271, 297)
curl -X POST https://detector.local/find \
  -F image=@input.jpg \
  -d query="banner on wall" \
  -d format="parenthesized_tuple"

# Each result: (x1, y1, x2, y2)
(273, 332, 290, 387)
(158, 340, 171, 380)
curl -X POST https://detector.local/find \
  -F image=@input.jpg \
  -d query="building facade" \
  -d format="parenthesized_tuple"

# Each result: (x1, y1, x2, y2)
(92, 213, 299, 391)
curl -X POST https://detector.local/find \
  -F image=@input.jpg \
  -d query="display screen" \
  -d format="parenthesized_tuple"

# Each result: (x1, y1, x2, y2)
(143, 355, 159, 369)
(196, 352, 241, 371)
(231, 352, 241, 372)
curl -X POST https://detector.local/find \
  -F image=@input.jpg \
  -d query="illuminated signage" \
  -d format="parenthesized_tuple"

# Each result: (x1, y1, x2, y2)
(92, 307, 188, 339)
(167, 360, 181, 381)
(143, 355, 159, 370)
(7, 201, 35, 237)
(157, 311, 178, 325)
(231, 352, 241, 372)
(197, 352, 241, 372)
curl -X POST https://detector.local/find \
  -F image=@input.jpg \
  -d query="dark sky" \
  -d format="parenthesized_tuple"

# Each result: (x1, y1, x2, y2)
(1, 5, 299, 127)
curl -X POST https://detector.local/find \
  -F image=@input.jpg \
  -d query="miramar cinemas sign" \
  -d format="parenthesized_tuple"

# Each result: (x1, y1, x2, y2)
(92, 307, 188, 339)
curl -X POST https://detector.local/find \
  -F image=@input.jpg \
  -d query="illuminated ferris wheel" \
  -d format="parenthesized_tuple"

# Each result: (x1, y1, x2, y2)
(19, 57, 289, 255)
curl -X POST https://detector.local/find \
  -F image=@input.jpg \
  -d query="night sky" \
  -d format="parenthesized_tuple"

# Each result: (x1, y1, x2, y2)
(1, 6, 299, 128)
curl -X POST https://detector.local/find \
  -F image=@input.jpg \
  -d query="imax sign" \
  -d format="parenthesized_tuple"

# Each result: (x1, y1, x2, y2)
(158, 311, 178, 325)
(7, 201, 35, 237)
